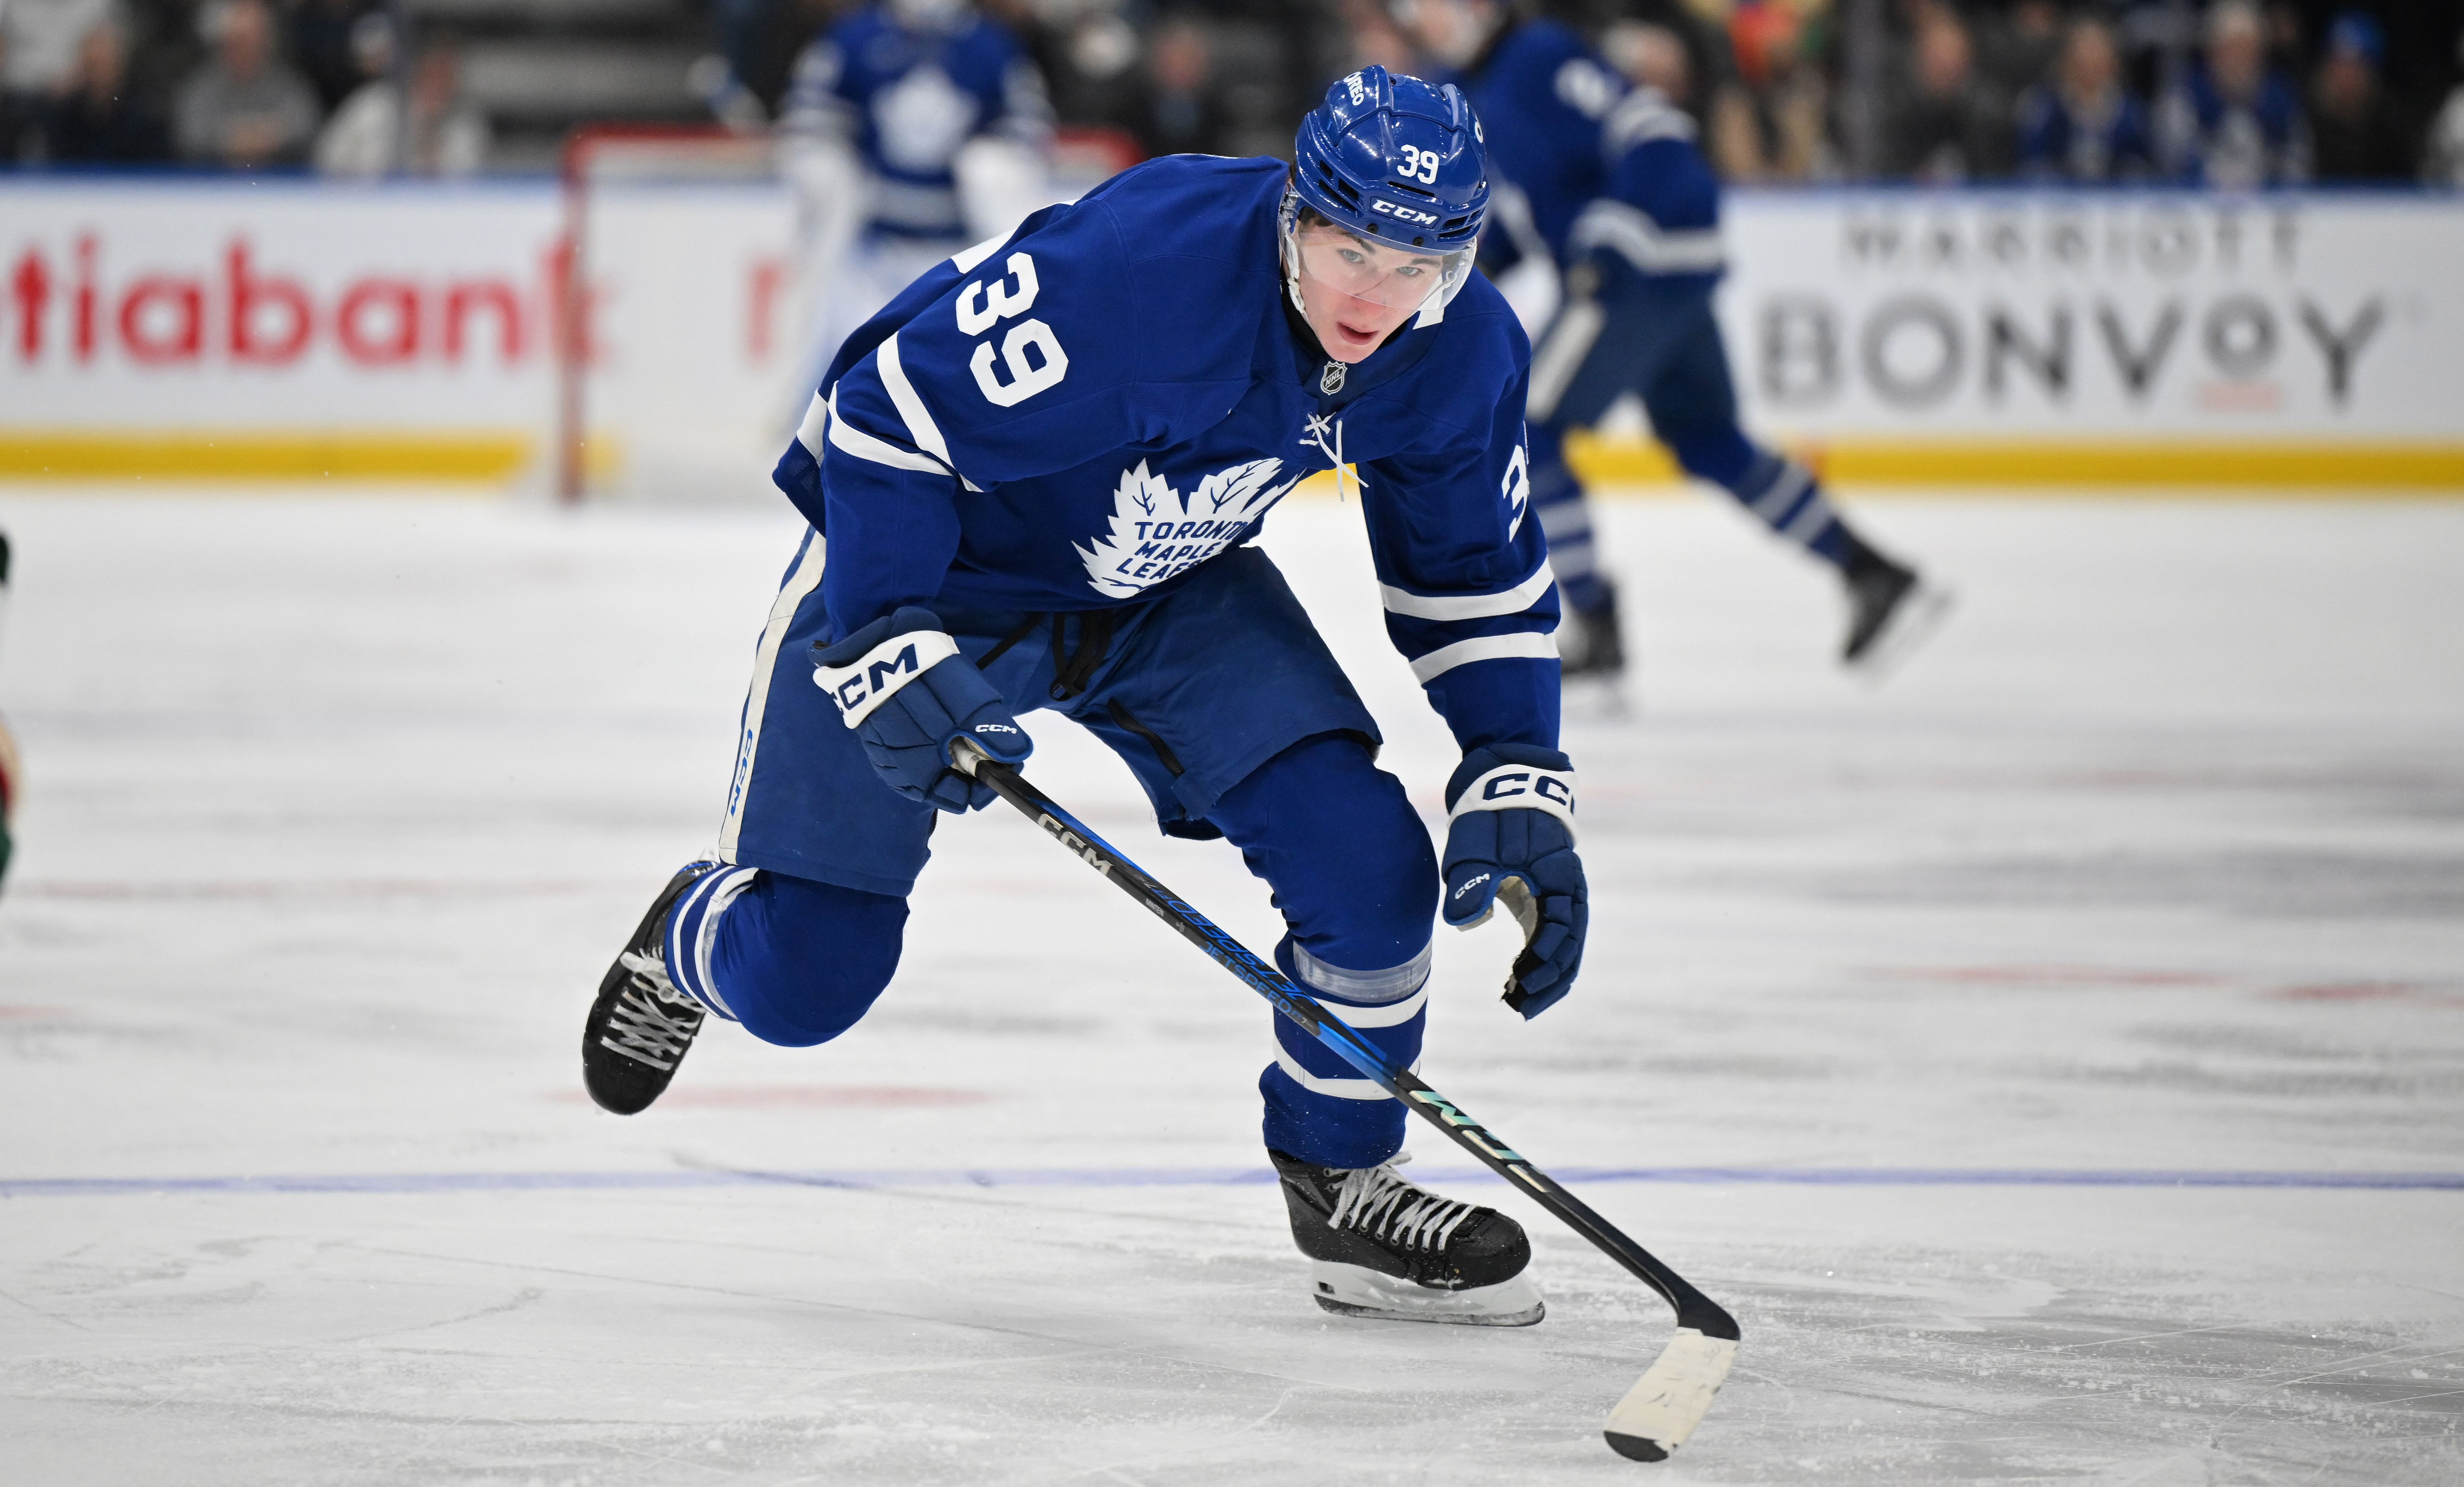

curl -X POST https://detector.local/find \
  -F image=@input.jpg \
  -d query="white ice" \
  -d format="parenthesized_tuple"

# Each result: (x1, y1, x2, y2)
(1, 485, 2460, 1484)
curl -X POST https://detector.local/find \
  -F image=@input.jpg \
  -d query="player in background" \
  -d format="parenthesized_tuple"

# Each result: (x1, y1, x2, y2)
(583, 68, 1587, 1326)
(0, 531, 16, 890)
(774, 0, 1058, 412)
(1397, 0, 1946, 682)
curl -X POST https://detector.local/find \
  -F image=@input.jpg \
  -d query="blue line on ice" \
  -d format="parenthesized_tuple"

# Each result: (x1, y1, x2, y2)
(3, 1166, 2459, 1197)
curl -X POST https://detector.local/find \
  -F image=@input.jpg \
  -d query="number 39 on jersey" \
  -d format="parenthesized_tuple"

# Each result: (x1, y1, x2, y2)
(957, 251, 1069, 408)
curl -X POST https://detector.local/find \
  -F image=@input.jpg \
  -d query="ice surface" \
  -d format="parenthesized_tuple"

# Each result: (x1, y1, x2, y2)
(0, 486, 2460, 1484)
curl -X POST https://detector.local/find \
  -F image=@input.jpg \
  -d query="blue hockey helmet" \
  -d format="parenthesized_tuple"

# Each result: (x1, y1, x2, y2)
(1286, 65, 1489, 324)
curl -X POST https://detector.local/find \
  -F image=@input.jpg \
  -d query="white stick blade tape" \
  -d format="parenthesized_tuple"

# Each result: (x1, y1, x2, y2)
(1601, 1327, 1737, 1462)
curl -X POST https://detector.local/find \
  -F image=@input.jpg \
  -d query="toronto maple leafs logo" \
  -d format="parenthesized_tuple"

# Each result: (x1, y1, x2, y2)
(1075, 458, 1304, 599)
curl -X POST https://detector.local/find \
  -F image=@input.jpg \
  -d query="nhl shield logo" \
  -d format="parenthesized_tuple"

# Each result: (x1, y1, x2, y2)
(1319, 361, 1347, 396)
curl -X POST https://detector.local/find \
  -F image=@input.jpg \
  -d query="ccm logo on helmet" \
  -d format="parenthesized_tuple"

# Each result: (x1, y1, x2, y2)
(1372, 201, 1440, 225)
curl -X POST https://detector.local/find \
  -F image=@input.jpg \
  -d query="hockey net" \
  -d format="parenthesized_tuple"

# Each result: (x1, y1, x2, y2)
(554, 123, 1143, 504)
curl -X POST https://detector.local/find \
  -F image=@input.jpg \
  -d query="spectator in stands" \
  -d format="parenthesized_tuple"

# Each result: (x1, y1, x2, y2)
(4, 0, 114, 104)
(1134, 16, 1225, 158)
(0, 30, 27, 165)
(1708, 0, 1829, 182)
(175, 0, 319, 167)
(1881, 11, 2010, 182)
(2308, 11, 2411, 182)
(2016, 14, 2155, 183)
(2162, 0, 2308, 187)
(315, 21, 488, 177)
(125, 0, 207, 112)
(1976, 0, 2063, 111)
(287, 0, 377, 114)
(44, 16, 171, 163)
(2426, 32, 2464, 187)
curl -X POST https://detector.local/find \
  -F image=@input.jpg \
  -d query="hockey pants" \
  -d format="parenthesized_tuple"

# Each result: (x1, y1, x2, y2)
(672, 732, 1439, 1171)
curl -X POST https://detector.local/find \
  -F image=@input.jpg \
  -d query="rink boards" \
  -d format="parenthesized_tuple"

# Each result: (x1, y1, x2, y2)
(2, 177, 2461, 493)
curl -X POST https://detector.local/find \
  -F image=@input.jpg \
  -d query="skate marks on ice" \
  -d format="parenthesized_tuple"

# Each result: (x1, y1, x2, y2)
(6, 1181, 2463, 1485)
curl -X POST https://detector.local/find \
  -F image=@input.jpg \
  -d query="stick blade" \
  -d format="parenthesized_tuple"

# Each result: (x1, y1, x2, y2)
(1602, 1326, 1737, 1462)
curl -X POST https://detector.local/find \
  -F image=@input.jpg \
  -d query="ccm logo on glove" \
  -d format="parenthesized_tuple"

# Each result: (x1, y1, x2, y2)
(1452, 761, 1577, 840)
(812, 630, 962, 726)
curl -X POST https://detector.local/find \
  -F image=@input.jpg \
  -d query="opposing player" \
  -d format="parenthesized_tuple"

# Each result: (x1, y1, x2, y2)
(1399, 0, 1946, 679)
(583, 69, 1587, 1325)
(775, 0, 1056, 403)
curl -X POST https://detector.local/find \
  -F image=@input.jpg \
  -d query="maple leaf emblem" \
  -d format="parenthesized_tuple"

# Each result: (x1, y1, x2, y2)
(1074, 458, 1302, 599)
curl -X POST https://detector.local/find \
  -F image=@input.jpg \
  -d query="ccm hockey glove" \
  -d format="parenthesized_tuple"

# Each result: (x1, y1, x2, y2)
(1440, 743, 1587, 1018)
(811, 606, 1030, 813)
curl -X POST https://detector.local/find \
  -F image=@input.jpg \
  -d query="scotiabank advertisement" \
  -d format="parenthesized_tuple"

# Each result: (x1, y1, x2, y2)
(4, 180, 559, 430)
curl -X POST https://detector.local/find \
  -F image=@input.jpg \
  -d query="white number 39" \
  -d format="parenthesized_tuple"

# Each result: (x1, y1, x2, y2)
(1397, 144, 1441, 185)
(957, 250, 1069, 406)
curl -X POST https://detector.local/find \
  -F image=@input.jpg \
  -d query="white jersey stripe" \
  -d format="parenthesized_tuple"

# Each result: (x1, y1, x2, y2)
(876, 332, 958, 472)
(950, 232, 1007, 274)
(794, 391, 829, 459)
(1569, 199, 1726, 275)
(1408, 630, 1559, 684)
(825, 383, 946, 476)
(1379, 565, 1556, 622)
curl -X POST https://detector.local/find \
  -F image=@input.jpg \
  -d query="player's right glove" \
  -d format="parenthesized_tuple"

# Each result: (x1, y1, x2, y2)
(1440, 744, 1587, 1019)
(810, 606, 1030, 813)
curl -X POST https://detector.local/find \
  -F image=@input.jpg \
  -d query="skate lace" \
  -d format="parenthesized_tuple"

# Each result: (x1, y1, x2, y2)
(599, 952, 702, 1071)
(1325, 1158, 1477, 1253)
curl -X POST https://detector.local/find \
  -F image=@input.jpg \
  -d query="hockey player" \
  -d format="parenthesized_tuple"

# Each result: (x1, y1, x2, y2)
(775, 0, 1056, 402)
(1397, 0, 1944, 679)
(583, 68, 1586, 1326)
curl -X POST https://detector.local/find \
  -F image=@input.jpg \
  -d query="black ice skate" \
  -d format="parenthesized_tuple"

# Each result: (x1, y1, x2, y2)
(582, 863, 719, 1115)
(1841, 555, 1951, 674)
(1557, 583, 1626, 682)
(1269, 1149, 1544, 1326)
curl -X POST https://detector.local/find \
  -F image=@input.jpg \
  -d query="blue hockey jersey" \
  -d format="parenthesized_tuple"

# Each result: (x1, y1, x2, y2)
(771, 154, 1560, 755)
(780, 3, 1051, 242)
(1454, 19, 1723, 283)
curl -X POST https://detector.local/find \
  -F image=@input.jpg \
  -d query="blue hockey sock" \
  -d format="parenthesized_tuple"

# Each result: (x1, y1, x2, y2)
(666, 867, 907, 1047)
(1665, 425, 1853, 570)
(1259, 935, 1428, 1169)
(1209, 733, 1439, 1169)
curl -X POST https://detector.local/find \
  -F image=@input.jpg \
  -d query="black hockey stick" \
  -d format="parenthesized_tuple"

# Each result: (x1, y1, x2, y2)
(951, 741, 1739, 1462)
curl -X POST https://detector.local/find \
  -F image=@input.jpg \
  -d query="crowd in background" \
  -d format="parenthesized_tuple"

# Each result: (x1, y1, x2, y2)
(0, 0, 482, 171)
(4, 0, 2464, 185)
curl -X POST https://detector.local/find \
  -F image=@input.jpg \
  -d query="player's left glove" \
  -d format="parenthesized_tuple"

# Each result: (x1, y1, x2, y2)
(810, 606, 1031, 814)
(1440, 744, 1587, 1019)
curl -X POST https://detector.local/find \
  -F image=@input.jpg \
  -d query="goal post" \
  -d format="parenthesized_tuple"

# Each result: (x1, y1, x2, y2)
(556, 123, 801, 505)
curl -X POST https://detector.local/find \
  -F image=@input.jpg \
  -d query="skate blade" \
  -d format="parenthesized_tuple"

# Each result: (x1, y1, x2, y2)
(1848, 582, 1954, 682)
(1308, 1261, 1545, 1327)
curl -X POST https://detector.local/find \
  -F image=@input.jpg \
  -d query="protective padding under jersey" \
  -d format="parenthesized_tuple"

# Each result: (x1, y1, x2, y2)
(1207, 733, 1440, 1170)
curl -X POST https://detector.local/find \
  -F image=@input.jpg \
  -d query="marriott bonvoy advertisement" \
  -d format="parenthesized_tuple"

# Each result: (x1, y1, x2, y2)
(2, 178, 2459, 485)
(1719, 192, 2464, 444)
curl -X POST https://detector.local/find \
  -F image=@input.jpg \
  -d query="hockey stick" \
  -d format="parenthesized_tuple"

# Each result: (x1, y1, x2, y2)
(952, 741, 1739, 1462)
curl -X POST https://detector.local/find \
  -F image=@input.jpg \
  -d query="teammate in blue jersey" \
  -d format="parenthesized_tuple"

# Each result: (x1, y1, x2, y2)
(1399, 0, 1945, 680)
(776, 0, 1055, 398)
(582, 68, 1585, 1326)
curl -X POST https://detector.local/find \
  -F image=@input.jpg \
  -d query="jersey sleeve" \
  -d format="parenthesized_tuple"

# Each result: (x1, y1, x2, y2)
(1571, 87, 1725, 282)
(1360, 358, 1561, 756)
